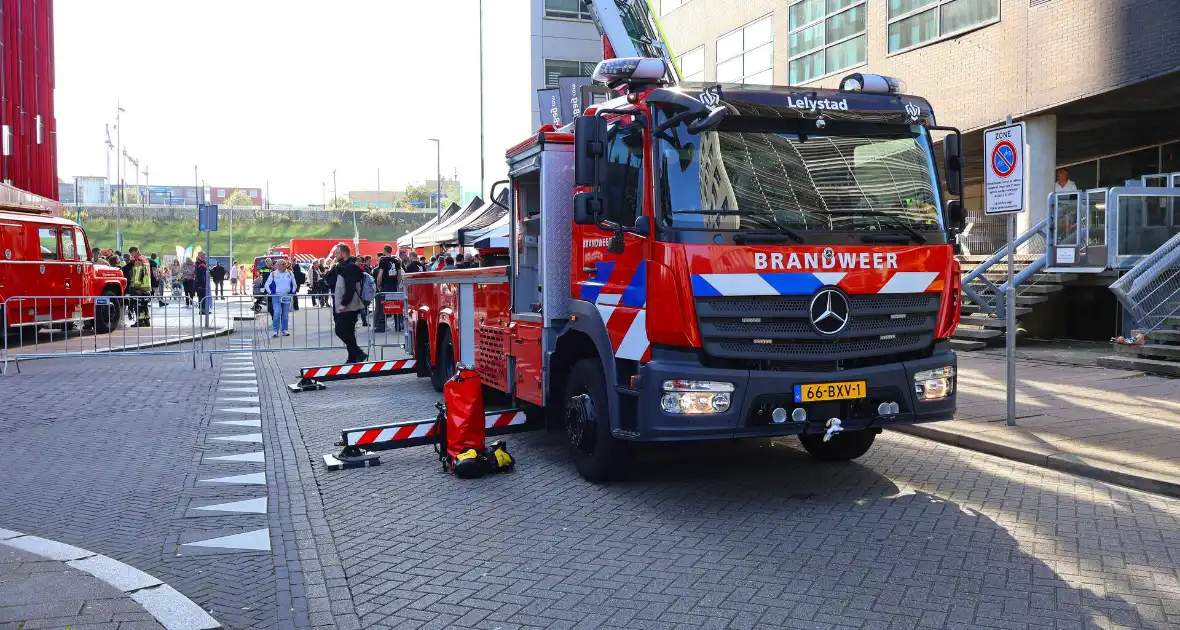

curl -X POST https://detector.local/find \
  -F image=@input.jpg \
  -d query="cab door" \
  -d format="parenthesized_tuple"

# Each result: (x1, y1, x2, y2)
(34, 226, 67, 323)
(573, 119, 650, 361)
(58, 227, 85, 321)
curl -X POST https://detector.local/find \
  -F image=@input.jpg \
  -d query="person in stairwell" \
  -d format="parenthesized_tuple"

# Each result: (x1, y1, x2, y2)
(266, 259, 297, 337)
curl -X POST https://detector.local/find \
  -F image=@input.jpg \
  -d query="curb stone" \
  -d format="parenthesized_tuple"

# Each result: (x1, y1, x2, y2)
(0, 529, 221, 630)
(892, 424, 1180, 499)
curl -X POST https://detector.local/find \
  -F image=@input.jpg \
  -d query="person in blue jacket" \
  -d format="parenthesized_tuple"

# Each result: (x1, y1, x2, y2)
(265, 258, 298, 337)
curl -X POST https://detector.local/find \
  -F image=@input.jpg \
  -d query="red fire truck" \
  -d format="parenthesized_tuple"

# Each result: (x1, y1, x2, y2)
(403, 3, 965, 481)
(0, 206, 127, 333)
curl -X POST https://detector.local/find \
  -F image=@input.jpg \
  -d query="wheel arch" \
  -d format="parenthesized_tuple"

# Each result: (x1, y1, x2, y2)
(554, 300, 621, 431)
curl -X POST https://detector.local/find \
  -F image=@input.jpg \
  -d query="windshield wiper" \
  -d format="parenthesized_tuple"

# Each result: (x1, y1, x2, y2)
(827, 210, 928, 244)
(671, 210, 804, 243)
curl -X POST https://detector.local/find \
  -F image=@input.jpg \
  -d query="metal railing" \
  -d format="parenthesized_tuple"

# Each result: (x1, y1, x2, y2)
(2, 294, 207, 374)
(960, 216, 1051, 317)
(1110, 230, 1180, 333)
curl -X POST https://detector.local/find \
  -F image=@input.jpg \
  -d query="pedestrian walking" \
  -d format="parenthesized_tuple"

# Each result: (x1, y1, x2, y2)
(195, 253, 210, 316)
(181, 258, 196, 307)
(330, 243, 367, 364)
(127, 254, 152, 327)
(210, 261, 227, 299)
(266, 259, 297, 337)
(374, 245, 401, 333)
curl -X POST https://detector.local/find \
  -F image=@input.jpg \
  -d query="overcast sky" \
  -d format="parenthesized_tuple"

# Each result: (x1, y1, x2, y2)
(55, 0, 532, 205)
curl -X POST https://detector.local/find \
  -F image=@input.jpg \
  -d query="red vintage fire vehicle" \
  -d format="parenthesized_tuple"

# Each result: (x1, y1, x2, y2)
(0, 206, 127, 333)
(403, 3, 965, 481)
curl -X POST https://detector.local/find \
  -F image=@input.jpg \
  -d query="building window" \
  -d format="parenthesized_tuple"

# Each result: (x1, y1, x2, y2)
(544, 0, 592, 21)
(544, 59, 598, 86)
(788, 0, 866, 84)
(217, 189, 225, 198)
(716, 15, 774, 85)
(887, 0, 999, 54)
(678, 47, 705, 82)
(249, 190, 258, 198)
(663, 0, 685, 14)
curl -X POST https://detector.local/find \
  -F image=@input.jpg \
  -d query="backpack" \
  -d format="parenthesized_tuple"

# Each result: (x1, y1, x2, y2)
(361, 272, 376, 303)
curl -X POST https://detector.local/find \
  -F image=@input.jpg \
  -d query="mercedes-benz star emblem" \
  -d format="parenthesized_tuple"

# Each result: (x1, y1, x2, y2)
(809, 288, 851, 336)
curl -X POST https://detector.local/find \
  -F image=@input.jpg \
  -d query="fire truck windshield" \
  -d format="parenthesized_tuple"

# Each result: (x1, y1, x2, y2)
(656, 115, 947, 245)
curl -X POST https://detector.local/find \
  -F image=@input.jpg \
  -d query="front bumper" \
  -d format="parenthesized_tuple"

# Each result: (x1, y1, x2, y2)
(624, 348, 956, 442)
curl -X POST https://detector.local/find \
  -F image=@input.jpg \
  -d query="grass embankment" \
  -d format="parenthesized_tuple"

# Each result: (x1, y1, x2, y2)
(80, 218, 416, 259)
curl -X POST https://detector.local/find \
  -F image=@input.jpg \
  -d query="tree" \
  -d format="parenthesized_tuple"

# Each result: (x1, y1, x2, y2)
(111, 187, 141, 205)
(399, 184, 432, 209)
(222, 190, 253, 207)
(327, 196, 352, 211)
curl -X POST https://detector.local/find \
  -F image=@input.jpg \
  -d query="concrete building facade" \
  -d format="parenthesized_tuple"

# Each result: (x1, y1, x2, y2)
(657, 0, 1180, 245)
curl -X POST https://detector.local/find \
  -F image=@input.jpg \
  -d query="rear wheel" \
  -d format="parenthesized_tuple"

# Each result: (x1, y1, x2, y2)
(564, 358, 626, 482)
(94, 289, 122, 334)
(430, 331, 455, 392)
(798, 429, 877, 461)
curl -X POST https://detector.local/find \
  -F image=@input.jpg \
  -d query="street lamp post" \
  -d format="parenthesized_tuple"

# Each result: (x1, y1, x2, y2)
(429, 138, 441, 222)
(115, 103, 125, 251)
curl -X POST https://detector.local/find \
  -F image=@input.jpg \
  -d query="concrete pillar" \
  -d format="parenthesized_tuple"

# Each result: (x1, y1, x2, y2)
(1021, 115, 1057, 233)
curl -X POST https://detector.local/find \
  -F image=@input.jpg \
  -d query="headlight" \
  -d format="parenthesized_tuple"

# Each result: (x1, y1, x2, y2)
(660, 380, 734, 414)
(914, 366, 955, 401)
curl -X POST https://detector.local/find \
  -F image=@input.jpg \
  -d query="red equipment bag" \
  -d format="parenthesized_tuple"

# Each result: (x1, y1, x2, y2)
(441, 365, 486, 478)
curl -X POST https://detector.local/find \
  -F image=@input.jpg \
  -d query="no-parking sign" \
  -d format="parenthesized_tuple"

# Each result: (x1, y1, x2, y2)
(984, 122, 1025, 215)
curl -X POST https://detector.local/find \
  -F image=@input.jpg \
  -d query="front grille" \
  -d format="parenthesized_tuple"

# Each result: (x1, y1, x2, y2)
(696, 293, 940, 366)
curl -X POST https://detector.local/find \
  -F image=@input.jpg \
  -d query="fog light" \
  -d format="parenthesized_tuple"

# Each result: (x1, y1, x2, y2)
(660, 381, 735, 415)
(913, 366, 955, 401)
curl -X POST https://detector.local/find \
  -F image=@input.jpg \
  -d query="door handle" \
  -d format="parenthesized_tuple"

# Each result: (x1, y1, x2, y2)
(582, 267, 596, 273)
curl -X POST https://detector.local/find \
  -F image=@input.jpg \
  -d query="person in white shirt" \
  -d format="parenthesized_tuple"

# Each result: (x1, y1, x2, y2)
(229, 260, 241, 295)
(265, 259, 298, 336)
(1055, 168, 1077, 192)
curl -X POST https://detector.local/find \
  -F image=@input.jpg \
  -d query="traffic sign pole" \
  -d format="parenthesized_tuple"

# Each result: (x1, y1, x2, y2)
(984, 115, 1025, 427)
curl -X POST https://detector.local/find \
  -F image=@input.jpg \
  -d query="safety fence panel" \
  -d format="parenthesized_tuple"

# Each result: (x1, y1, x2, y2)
(201, 293, 344, 356)
(1110, 230, 1180, 333)
(2, 294, 204, 374)
(369, 291, 409, 360)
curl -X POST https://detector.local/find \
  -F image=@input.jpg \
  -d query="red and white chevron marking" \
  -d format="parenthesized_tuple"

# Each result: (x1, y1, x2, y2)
(343, 411, 526, 447)
(485, 411, 527, 428)
(303, 359, 415, 379)
(346, 419, 437, 446)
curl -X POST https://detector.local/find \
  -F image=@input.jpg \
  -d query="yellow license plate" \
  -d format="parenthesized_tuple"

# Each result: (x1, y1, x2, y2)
(794, 381, 866, 403)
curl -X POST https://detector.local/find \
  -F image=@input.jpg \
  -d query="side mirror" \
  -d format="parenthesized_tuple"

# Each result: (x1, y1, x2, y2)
(943, 133, 963, 197)
(574, 115, 608, 188)
(632, 215, 651, 236)
(687, 106, 728, 134)
(574, 192, 600, 226)
(947, 199, 966, 231)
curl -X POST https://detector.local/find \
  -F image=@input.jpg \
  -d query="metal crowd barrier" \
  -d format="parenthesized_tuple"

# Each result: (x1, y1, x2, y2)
(1, 294, 203, 374)
(2, 290, 411, 375)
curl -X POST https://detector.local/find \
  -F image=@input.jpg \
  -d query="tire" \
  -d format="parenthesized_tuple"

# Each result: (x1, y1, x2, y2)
(798, 429, 877, 462)
(94, 289, 122, 334)
(563, 358, 626, 482)
(429, 331, 455, 392)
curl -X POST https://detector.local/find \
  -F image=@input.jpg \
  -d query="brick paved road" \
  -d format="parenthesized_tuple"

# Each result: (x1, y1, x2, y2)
(266, 346, 1180, 630)
(0, 351, 294, 629)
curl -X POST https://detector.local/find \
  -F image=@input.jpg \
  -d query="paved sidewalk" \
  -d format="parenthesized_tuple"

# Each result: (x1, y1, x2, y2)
(894, 351, 1180, 497)
(0, 544, 163, 630)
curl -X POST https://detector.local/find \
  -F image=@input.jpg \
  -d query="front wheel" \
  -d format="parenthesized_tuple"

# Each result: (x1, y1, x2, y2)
(798, 429, 877, 462)
(564, 358, 626, 482)
(94, 290, 123, 334)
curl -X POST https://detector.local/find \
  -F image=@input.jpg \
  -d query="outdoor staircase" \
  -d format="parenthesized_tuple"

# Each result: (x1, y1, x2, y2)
(1097, 319, 1180, 376)
(951, 255, 1077, 351)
